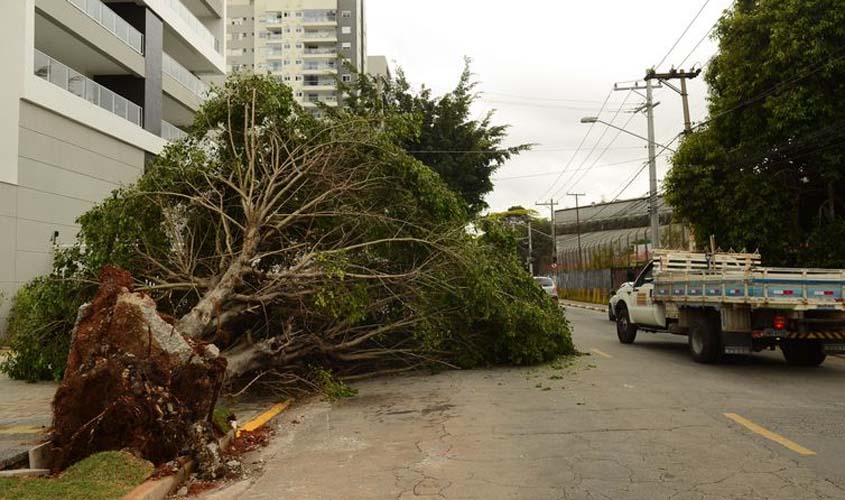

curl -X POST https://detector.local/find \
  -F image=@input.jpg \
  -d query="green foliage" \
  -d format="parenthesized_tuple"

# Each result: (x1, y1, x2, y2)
(0, 451, 153, 500)
(445, 220, 573, 367)
(312, 367, 358, 400)
(2, 73, 572, 385)
(666, 0, 845, 266)
(0, 247, 90, 382)
(341, 59, 529, 215)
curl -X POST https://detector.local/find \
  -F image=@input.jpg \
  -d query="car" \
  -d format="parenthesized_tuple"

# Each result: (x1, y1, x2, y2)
(608, 282, 632, 321)
(533, 276, 558, 300)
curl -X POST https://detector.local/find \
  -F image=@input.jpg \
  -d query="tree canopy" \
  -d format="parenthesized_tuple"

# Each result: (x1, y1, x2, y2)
(665, 0, 845, 266)
(340, 59, 528, 215)
(2, 74, 572, 385)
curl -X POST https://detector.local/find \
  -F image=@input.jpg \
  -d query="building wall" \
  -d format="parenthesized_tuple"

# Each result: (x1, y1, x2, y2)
(1, 102, 145, 335)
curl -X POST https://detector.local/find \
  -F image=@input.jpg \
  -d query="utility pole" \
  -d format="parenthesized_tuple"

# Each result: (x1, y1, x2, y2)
(614, 79, 661, 249)
(567, 193, 585, 269)
(527, 220, 534, 276)
(644, 68, 701, 135)
(536, 199, 558, 269)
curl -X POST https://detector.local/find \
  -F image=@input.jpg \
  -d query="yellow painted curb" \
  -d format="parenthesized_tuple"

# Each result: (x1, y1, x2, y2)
(238, 400, 292, 437)
(0, 426, 44, 435)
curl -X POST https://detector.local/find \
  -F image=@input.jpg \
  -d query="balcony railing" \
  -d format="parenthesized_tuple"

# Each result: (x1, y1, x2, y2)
(162, 0, 221, 54)
(303, 62, 337, 71)
(302, 31, 336, 40)
(34, 49, 143, 127)
(302, 80, 336, 87)
(302, 15, 337, 23)
(67, 0, 144, 54)
(163, 53, 210, 99)
(161, 120, 188, 141)
(303, 47, 337, 55)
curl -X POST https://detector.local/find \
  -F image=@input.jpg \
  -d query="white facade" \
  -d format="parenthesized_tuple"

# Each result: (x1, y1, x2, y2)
(0, 0, 226, 335)
(226, 0, 367, 111)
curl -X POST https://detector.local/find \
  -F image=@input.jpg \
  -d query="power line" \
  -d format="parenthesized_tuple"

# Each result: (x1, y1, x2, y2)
(493, 157, 650, 181)
(535, 89, 614, 202)
(678, 21, 718, 68)
(551, 90, 635, 199)
(405, 146, 645, 155)
(479, 90, 626, 105)
(655, 0, 712, 70)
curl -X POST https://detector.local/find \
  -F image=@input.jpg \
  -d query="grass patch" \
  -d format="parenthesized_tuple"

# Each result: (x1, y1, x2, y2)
(0, 451, 153, 500)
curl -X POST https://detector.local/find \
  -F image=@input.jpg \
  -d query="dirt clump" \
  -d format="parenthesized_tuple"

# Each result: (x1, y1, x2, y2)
(50, 266, 227, 473)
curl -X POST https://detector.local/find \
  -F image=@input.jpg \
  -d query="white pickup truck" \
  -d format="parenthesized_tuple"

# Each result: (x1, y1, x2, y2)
(611, 250, 845, 366)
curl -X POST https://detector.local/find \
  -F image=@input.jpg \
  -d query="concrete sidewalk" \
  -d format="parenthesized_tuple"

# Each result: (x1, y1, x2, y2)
(0, 371, 57, 468)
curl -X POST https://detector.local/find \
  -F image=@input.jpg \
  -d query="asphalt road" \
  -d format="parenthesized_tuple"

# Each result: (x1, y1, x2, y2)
(206, 306, 845, 499)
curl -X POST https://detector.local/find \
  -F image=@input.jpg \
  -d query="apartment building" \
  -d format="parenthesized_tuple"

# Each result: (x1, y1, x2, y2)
(0, 0, 226, 334)
(226, 0, 368, 110)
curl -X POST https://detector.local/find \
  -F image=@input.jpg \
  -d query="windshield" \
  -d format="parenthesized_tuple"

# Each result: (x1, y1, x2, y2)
(534, 277, 554, 286)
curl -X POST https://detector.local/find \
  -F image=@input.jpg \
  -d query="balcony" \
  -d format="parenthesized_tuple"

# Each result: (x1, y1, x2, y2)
(302, 30, 337, 41)
(67, 0, 144, 54)
(34, 49, 143, 127)
(303, 47, 337, 57)
(162, 120, 188, 141)
(163, 52, 210, 98)
(303, 61, 337, 73)
(302, 78, 337, 89)
(162, 0, 221, 54)
(303, 94, 338, 106)
(302, 14, 337, 26)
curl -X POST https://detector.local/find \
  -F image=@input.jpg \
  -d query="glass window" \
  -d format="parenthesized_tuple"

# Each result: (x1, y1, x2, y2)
(341, 10, 352, 18)
(341, 42, 352, 49)
(341, 26, 352, 34)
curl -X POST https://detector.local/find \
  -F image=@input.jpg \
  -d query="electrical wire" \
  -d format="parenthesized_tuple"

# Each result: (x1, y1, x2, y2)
(678, 21, 718, 68)
(551, 90, 635, 199)
(535, 89, 614, 202)
(655, 0, 712, 70)
(493, 157, 650, 181)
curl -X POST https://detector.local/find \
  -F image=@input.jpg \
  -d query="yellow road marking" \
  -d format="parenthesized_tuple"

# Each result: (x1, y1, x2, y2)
(238, 400, 292, 437)
(0, 426, 44, 435)
(591, 348, 613, 359)
(724, 413, 816, 456)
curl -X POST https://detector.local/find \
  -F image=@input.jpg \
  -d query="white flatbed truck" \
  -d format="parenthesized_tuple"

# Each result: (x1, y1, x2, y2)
(611, 250, 845, 365)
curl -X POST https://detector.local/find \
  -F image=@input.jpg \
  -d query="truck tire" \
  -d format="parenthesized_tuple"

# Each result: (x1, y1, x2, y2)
(781, 341, 826, 367)
(615, 305, 637, 344)
(688, 313, 722, 364)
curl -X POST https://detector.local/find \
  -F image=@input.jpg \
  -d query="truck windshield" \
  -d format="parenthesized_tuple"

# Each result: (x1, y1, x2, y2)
(534, 277, 554, 287)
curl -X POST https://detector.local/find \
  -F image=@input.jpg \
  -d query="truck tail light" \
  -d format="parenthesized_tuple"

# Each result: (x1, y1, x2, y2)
(773, 315, 787, 330)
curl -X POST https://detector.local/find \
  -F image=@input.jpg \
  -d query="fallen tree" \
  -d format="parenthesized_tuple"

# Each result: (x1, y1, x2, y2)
(4, 74, 572, 468)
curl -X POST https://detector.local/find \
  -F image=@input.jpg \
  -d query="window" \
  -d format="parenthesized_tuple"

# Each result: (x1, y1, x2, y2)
(284, 76, 291, 81)
(295, 75, 302, 81)
(341, 74, 352, 83)
(284, 43, 291, 48)
(341, 42, 352, 49)
(341, 26, 352, 34)
(230, 17, 246, 25)
(295, 60, 302, 65)
(341, 10, 352, 18)
(296, 92, 303, 97)
(283, 11, 289, 17)
(295, 11, 303, 17)
(296, 43, 302, 48)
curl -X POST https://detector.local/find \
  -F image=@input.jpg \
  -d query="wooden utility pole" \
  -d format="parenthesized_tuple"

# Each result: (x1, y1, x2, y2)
(644, 67, 702, 134)
(568, 193, 586, 269)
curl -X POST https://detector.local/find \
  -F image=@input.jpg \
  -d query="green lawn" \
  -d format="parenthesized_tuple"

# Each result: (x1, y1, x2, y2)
(0, 451, 153, 500)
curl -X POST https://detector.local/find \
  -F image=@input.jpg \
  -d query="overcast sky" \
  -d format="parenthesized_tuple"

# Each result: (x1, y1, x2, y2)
(366, 0, 735, 214)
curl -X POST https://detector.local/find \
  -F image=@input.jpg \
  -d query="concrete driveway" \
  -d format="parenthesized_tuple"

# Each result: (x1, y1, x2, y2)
(205, 307, 845, 499)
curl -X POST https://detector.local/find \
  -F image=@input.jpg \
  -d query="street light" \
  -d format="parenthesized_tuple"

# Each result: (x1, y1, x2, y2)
(579, 116, 676, 153)
(580, 113, 670, 250)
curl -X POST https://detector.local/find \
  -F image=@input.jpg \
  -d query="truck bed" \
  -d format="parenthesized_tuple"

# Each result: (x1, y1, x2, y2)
(651, 251, 845, 311)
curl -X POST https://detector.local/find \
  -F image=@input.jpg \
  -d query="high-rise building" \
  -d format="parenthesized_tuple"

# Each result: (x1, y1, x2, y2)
(226, 0, 371, 111)
(0, 0, 227, 334)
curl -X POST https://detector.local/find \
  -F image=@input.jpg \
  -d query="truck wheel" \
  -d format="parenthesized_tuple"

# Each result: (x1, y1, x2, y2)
(688, 313, 722, 364)
(615, 305, 637, 344)
(781, 341, 826, 367)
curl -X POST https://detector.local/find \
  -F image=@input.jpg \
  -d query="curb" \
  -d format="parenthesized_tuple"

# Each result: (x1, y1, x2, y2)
(560, 301, 607, 313)
(123, 400, 292, 500)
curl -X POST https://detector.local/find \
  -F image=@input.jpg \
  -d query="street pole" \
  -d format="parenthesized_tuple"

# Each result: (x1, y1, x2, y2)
(646, 78, 660, 249)
(527, 220, 534, 276)
(568, 193, 585, 269)
(536, 199, 558, 269)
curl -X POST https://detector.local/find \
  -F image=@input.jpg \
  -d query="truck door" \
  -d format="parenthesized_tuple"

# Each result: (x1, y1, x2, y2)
(628, 263, 660, 326)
